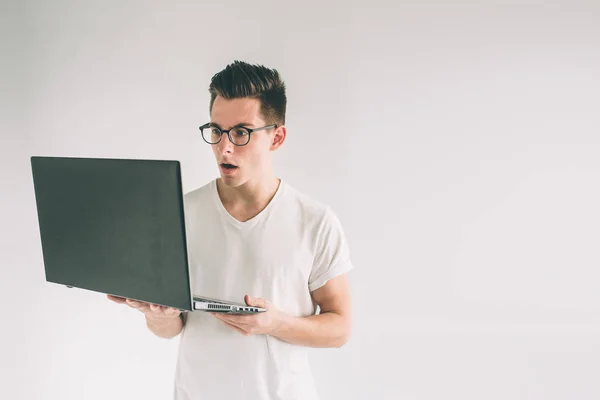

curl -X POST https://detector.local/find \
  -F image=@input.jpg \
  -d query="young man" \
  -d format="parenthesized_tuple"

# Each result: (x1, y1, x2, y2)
(108, 60, 353, 399)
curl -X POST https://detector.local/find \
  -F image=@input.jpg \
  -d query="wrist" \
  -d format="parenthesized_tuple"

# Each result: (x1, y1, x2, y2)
(270, 310, 292, 337)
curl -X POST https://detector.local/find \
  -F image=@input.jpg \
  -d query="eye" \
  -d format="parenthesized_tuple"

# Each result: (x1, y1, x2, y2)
(232, 128, 249, 137)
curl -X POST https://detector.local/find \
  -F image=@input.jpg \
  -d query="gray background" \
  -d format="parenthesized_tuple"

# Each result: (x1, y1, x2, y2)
(2, 0, 599, 399)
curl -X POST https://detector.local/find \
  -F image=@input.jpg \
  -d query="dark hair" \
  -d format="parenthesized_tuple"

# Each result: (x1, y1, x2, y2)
(208, 60, 287, 125)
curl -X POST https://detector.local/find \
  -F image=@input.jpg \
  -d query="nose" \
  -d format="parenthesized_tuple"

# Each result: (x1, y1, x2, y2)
(216, 132, 235, 154)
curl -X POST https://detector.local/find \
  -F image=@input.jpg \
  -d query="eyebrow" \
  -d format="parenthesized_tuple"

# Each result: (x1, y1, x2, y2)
(209, 122, 254, 129)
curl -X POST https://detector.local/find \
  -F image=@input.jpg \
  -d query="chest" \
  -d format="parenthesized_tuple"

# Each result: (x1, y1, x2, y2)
(187, 212, 317, 293)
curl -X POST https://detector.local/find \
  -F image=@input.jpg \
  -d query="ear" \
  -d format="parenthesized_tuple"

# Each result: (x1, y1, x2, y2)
(270, 125, 287, 151)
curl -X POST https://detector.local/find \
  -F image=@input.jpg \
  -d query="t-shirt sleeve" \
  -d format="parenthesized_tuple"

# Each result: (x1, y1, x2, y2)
(308, 207, 353, 292)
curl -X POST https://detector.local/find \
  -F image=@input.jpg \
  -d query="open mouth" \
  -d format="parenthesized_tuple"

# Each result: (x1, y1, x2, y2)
(221, 163, 238, 170)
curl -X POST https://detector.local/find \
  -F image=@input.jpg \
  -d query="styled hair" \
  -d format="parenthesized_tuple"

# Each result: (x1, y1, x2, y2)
(208, 60, 287, 125)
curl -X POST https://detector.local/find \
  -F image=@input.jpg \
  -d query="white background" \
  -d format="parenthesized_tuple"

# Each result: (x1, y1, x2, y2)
(2, 0, 600, 399)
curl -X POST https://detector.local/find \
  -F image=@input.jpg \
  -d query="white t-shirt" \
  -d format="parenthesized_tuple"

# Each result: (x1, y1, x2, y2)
(173, 179, 353, 400)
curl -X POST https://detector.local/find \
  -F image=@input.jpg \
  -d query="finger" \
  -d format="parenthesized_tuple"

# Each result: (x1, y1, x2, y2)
(216, 314, 252, 328)
(163, 307, 180, 316)
(213, 313, 234, 324)
(126, 299, 141, 308)
(225, 313, 253, 322)
(149, 303, 162, 313)
(144, 305, 180, 320)
(245, 295, 268, 308)
(219, 319, 249, 336)
(153, 306, 180, 317)
(107, 294, 127, 304)
(126, 299, 151, 313)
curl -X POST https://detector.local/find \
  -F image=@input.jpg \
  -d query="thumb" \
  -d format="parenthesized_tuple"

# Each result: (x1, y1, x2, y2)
(245, 295, 268, 308)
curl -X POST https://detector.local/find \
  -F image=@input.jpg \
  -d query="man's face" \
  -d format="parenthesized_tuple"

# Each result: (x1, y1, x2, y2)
(209, 96, 280, 187)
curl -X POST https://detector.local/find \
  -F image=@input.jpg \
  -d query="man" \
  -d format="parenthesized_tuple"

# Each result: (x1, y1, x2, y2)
(108, 60, 353, 399)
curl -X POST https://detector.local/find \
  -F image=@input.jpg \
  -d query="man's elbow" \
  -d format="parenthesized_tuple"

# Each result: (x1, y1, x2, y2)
(333, 336, 349, 348)
(333, 318, 352, 348)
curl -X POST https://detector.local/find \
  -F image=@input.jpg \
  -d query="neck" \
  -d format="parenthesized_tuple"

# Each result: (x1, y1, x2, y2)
(216, 172, 280, 208)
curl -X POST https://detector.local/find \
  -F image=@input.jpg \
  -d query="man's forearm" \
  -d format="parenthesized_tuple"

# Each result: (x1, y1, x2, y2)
(271, 311, 351, 348)
(145, 315, 184, 339)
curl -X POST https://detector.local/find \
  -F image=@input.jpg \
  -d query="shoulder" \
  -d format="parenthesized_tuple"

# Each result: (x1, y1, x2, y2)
(279, 181, 342, 230)
(183, 179, 215, 206)
(182, 180, 217, 224)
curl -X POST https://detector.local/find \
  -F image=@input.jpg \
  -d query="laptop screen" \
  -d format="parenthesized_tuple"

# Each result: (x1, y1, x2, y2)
(30, 156, 193, 311)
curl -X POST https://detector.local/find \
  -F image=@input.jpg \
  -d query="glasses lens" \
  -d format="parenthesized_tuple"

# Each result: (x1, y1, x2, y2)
(230, 127, 250, 145)
(202, 126, 221, 144)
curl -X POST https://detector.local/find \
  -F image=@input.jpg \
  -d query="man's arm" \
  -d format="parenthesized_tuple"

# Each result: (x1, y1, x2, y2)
(272, 273, 351, 348)
(212, 273, 352, 348)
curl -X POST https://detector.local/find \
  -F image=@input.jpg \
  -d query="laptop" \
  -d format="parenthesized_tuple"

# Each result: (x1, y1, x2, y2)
(30, 156, 266, 315)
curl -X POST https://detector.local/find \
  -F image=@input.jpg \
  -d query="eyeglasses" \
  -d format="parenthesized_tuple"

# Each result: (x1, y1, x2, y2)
(198, 123, 277, 146)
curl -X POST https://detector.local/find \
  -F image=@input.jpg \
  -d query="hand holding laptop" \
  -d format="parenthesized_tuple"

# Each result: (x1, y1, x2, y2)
(211, 295, 282, 336)
(107, 294, 181, 326)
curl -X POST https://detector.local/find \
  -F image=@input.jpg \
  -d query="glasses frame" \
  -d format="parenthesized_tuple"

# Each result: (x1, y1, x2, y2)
(198, 122, 278, 146)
